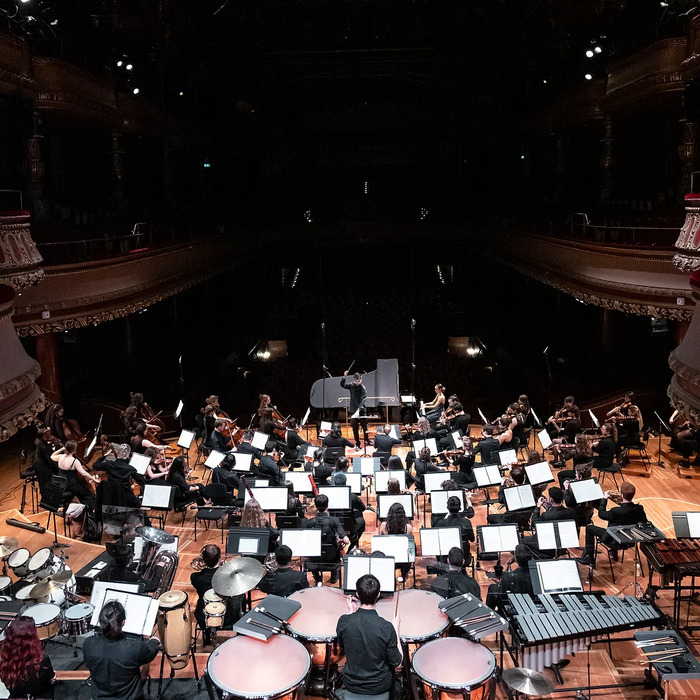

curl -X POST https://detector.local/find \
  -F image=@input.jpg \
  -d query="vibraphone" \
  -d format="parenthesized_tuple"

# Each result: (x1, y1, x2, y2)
(503, 592, 666, 673)
(642, 538, 700, 629)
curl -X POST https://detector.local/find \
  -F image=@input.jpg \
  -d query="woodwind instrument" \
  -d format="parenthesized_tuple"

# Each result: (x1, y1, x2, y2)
(241, 476, 256, 500)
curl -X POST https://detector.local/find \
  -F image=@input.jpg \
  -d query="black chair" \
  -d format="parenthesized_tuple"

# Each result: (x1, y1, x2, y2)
(597, 463, 623, 490)
(194, 483, 230, 542)
(323, 446, 345, 466)
(595, 539, 640, 584)
(276, 514, 302, 529)
(619, 442, 652, 473)
(304, 543, 343, 586)
(19, 449, 39, 515)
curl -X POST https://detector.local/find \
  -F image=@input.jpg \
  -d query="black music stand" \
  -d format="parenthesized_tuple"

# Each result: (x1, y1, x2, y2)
(653, 410, 669, 469)
(39, 481, 67, 546)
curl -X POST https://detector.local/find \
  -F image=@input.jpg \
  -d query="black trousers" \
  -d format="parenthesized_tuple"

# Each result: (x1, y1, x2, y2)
(350, 417, 369, 445)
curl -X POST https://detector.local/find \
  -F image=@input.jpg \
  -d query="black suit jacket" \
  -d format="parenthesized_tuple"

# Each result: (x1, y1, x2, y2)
(597, 499, 646, 525)
(210, 430, 232, 453)
(373, 433, 402, 456)
(190, 567, 242, 629)
(258, 566, 309, 597)
(532, 504, 572, 525)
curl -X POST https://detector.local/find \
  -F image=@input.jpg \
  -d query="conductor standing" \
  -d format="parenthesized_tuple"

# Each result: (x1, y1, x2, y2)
(341, 371, 369, 447)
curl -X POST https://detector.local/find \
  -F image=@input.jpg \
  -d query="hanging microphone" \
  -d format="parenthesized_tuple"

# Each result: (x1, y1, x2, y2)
(411, 319, 416, 330)
(321, 322, 325, 330)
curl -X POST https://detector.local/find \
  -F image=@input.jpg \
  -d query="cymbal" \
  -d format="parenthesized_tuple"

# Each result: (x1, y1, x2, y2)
(29, 578, 65, 599)
(49, 569, 74, 584)
(0, 537, 18, 558)
(502, 668, 554, 696)
(135, 526, 175, 545)
(212, 557, 264, 597)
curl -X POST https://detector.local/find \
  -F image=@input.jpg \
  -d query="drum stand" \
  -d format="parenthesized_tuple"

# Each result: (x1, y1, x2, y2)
(157, 643, 199, 699)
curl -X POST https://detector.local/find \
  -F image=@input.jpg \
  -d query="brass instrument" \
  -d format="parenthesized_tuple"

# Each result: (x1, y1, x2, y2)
(147, 551, 179, 598)
(607, 491, 623, 505)
(190, 555, 233, 572)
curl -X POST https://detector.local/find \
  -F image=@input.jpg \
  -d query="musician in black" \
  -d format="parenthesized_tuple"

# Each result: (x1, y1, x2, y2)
(258, 544, 309, 597)
(209, 419, 233, 453)
(257, 441, 284, 486)
(485, 544, 533, 611)
(531, 487, 571, 526)
(212, 453, 241, 495)
(578, 481, 647, 566)
(341, 371, 369, 447)
(330, 471, 367, 549)
(431, 547, 481, 600)
(591, 423, 617, 471)
(435, 495, 475, 541)
(413, 447, 446, 492)
(322, 422, 356, 466)
(190, 545, 243, 645)
(474, 425, 500, 465)
(106, 544, 157, 592)
(303, 494, 349, 583)
(373, 425, 402, 467)
(437, 403, 471, 451)
(235, 431, 263, 461)
(284, 418, 309, 462)
(546, 396, 582, 444)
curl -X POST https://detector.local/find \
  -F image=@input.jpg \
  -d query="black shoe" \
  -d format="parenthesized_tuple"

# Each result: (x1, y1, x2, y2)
(329, 574, 339, 584)
(577, 556, 595, 568)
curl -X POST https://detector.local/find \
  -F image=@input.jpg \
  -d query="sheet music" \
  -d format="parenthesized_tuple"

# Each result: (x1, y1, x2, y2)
(345, 556, 396, 593)
(320, 421, 333, 433)
(478, 408, 489, 424)
(420, 527, 461, 556)
(304, 444, 317, 459)
(374, 470, 406, 492)
(412, 438, 438, 456)
(450, 431, 463, 449)
(474, 465, 501, 487)
(205, 450, 226, 469)
(90, 581, 140, 609)
(557, 520, 580, 548)
(97, 590, 159, 637)
(423, 471, 451, 494)
(537, 560, 582, 593)
(301, 407, 311, 426)
(530, 407, 541, 427)
(687, 512, 700, 538)
(85, 435, 97, 459)
(497, 448, 517, 465)
(354, 456, 380, 475)
(318, 486, 351, 510)
(129, 453, 151, 476)
(282, 470, 314, 493)
(524, 461, 554, 486)
(174, 400, 184, 419)
(400, 395, 416, 404)
(371, 535, 412, 563)
(141, 484, 174, 509)
(238, 538, 259, 555)
(251, 431, 269, 450)
(177, 430, 194, 449)
(231, 453, 253, 472)
(537, 428, 552, 449)
(388, 425, 402, 440)
(480, 525, 519, 553)
(344, 472, 363, 494)
(430, 490, 465, 515)
(570, 479, 604, 504)
(280, 529, 321, 557)
(254, 479, 269, 487)
(245, 487, 288, 510)
(536, 519, 585, 552)
(503, 485, 535, 511)
(535, 522, 557, 550)
(588, 409, 600, 429)
(378, 493, 413, 518)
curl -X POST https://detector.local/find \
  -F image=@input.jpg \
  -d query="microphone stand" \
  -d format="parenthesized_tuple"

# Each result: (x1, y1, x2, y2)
(653, 410, 669, 469)
(177, 355, 184, 430)
(321, 322, 328, 425)
(410, 318, 416, 423)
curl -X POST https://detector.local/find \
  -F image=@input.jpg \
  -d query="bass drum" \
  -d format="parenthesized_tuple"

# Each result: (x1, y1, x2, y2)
(158, 590, 192, 670)
(411, 638, 496, 700)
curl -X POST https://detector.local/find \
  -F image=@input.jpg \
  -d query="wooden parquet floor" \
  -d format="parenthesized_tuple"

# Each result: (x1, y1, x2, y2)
(0, 426, 699, 698)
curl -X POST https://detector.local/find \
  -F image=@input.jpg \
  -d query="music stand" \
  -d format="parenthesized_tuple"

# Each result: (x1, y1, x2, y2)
(534, 520, 579, 551)
(244, 487, 288, 512)
(343, 554, 396, 594)
(374, 470, 406, 493)
(654, 410, 669, 469)
(672, 511, 700, 538)
(141, 484, 175, 529)
(377, 493, 414, 519)
(371, 535, 416, 587)
(39, 480, 66, 546)
(227, 528, 271, 557)
(280, 529, 321, 572)
(419, 527, 461, 557)
(529, 559, 583, 595)
(477, 524, 520, 578)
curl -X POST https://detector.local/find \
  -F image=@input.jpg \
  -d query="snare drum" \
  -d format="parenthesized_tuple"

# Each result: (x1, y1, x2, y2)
(158, 590, 192, 670)
(204, 601, 226, 628)
(208, 635, 310, 700)
(411, 638, 495, 700)
(0, 576, 12, 596)
(376, 590, 449, 659)
(28, 548, 63, 580)
(16, 583, 38, 604)
(24, 603, 62, 641)
(286, 587, 347, 667)
(63, 603, 95, 637)
(8, 548, 30, 577)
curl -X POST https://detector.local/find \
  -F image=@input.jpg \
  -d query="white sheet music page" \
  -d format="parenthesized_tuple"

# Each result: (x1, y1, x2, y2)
(481, 526, 504, 553)
(102, 591, 158, 636)
(355, 457, 379, 476)
(688, 512, 700, 538)
(500, 525, 520, 551)
(379, 493, 413, 518)
(537, 560, 582, 593)
(232, 453, 253, 472)
(129, 453, 151, 476)
(251, 431, 268, 450)
(504, 485, 535, 511)
(280, 529, 321, 557)
(538, 429, 552, 449)
(430, 490, 464, 515)
(438, 527, 461, 553)
(525, 461, 554, 486)
(557, 520, 580, 548)
(177, 430, 194, 449)
(238, 538, 259, 555)
(205, 450, 226, 469)
(142, 484, 173, 509)
(570, 479, 604, 504)
(535, 522, 557, 550)
(371, 535, 410, 563)
(320, 421, 333, 434)
(474, 465, 501, 487)
(369, 557, 396, 592)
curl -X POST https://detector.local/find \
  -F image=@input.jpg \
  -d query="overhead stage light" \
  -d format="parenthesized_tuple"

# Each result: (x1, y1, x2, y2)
(584, 74, 593, 81)
(586, 50, 594, 58)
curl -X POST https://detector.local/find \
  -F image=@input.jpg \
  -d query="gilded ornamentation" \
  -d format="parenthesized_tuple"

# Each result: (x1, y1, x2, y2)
(0, 216, 45, 289)
(0, 392, 45, 443)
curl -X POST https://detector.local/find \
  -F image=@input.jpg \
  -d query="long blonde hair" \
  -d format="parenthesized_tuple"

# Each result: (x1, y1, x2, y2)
(241, 498, 267, 529)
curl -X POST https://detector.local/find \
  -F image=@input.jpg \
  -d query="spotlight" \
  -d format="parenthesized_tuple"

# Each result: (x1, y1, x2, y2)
(19, 0, 30, 4)
(584, 73, 593, 81)
(585, 50, 594, 58)
(126, 63, 133, 71)
(594, 46, 602, 54)
(116, 60, 123, 67)
(179, 91, 184, 96)
(132, 88, 140, 94)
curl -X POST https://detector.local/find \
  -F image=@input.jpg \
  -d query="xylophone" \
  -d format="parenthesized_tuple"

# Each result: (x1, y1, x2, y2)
(503, 592, 666, 672)
(642, 538, 700, 584)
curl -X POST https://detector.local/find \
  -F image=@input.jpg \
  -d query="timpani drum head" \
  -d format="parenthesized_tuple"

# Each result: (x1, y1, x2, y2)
(208, 634, 310, 698)
(412, 638, 496, 690)
(286, 586, 349, 641)
(376, 590, 449, 641)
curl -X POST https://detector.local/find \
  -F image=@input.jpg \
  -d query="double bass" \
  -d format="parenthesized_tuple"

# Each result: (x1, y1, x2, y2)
(129, 392, 166, 435)
(44, 404, 88, 459)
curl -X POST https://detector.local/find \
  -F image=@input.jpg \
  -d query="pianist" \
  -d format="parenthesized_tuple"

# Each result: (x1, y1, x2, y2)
(578, 481, 647, 567)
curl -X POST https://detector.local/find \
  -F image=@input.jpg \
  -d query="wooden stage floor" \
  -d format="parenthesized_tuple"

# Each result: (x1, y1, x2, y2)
(0, 426, 699, 698)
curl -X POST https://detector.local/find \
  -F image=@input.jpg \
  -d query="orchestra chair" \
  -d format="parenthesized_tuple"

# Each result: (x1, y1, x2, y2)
(619, 442, 652, 473)
(304, 543, 343, 587)
(38, 477, 69, 539)
(323, 446, 345, 466)
(19, 449, 39, 515)
(194, 483, 230, 543)
(594, 538, 641, 585)
(596, 462, 623, 490)
(275, 514, 301, 529)
(192, 415, 211, 470)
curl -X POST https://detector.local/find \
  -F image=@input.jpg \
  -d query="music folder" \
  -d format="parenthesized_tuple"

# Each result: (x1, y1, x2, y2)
(175, 400, 184, 419)
(496, 448, 517, 466)
(478, 524, 519, 553)
(204, 450, 226, 469)
(524, 461, 554, 486)
(227, 527, 271, 556)
(503, 484, 536, 512)
(430, 490, 465, 515)
(412, 437, 438, 456)
(535, 520, 579, 550)
(388, 425, 402, 441)
(374, 470, 406, 492)
(342, 472, 363, 495)
(319, 421, 333, 434)
(141, 484, 175, 510)
(251, 431, 269, 450)
(92, 588, 159, 637)
(280, 529, 321, 557)
(177, 430, 195, 450)
(474, 465, 501, 488)
(344, 554, 396, 593)
(420, 527, 461, 556)
(377, 493, 414, 518)
(354, 456, 380, 475)
(673, 511, 700, 539)
(231, 452, 253, 472)
(371, 534, 415, 563)
(530, 559, 583, 595)
(537, 428, 552, 449)
(234, 595, 302, 641)
(569, 478, 604, 504)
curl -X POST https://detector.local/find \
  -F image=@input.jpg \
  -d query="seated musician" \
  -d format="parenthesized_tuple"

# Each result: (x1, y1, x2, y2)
(487, 466, 529, 525)
(336, 574, 402, 700)
(452, 452, 477, 489)
(83, 601, 160, 699)
(44, 403, 69, 442)
(284, 481, 306, 519)
(303, 494, 349, 584)
(373, 425, 402, 467)
(190, 545, 243, 646)
(423, 383, 446, 424)
(212, 453, 241, 495)
(431, 546, 481, 600)
(143, 447, 169, 482)
(670, 419, 699, 467)
(591, 423, 617, 471)
(485, 544, 534, 611)
(412, 447, 445, 492)
(505, 402, 527, 450)
(329, 472, 365, 548)
(434, 494, 475, 541)
(284, 417, 309, 463)
(616, 405, 642, 463)
(129, 422, 163, 455)
(494, 416, 515, 450)
(107, 543, 158, 592)
(322, 421, 356, 463)
(165, 456, 207, 507)
(33, 428, 58, 492)
(473, 425, 500, 465)
(51, 440, 99, 512)
(235, 430, 263, 462)
(305, 447, 333, 485)
(258, 544, 309, 597)
(546, 396, 582, 444)
(241, 498, 279, 552)
(557, 435, 593, 487)
(257, 441, 284, 486)
(578, 481, 647, 566)
(531, 487, 571, 526)
(562, 463, 595, 531)
(209, 419, 233, 453)
(436, 403, 470, 450)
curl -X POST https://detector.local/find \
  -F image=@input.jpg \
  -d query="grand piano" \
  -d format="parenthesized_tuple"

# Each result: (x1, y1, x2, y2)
(309, 358, 400, 416)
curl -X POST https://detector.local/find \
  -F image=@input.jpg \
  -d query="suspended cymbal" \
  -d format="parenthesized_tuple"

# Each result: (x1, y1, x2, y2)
(502, 668, 554, 696)
(49, 569, 74, 584)
(212, 557, 264, 597)
(29, 578, 65, 599)
(0, 537, 18, 558)
(135, 526, 175, 544)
